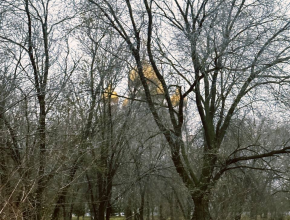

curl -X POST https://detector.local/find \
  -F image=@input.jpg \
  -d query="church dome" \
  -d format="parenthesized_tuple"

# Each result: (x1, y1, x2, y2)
(129, 63, 164, 95)
(122, 98, 129, 107)
(103, 85, 118, 104)
(170, 88, 187, 107)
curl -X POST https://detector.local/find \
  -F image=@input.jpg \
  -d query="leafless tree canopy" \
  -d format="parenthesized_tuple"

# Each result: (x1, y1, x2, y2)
(0, 0, 290, 220)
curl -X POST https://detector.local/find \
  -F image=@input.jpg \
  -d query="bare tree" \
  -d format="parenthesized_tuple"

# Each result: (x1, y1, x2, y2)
(0, 0, 77, 219)
(1, 0, 290, 219)
(87, 0, 290, 219)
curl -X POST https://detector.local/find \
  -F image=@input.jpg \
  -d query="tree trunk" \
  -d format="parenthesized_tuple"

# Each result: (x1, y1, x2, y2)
(159, 204, 164, 220)
(234, 214, 241, 220)
(125, 196, 133, 220)
(51, 193, 64, 220)
(139, 186, 145, 220)
(105, 202, 112, 220)
(98, 202, 105, 220)
(169, 198, 174, 220)
(86, 173, 98, 220)
(105, 175, 113, 220)
(146, 193, 150, 220)
(191, 197, 211, 220)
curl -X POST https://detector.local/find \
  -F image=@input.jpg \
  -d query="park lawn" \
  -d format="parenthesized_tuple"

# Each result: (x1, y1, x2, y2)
(71, 217, 90, 220)
(72, 217, 125, 220)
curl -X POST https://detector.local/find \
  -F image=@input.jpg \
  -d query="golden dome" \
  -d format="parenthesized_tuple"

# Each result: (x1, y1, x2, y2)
(122, 98, 129, 107)
(170, 88, 187, 107)
(129, 69, 138, 81)
(156, 86, 164, 94)
(103, 85, 118, 104)
(129, 63, 164, 96)
(143, 65, 157, 81)
(129, 64, 159, 83)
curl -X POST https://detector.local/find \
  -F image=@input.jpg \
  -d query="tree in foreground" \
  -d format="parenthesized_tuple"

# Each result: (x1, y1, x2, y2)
(1, 0, 290, 219)
(87, 0, 290, 219)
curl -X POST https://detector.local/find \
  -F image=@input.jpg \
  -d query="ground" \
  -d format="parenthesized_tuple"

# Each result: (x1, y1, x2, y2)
(72, 217, 125, 220)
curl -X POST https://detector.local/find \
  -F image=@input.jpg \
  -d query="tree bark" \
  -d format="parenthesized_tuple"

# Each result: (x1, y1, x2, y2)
(105, 202, 112, 220)
(98, 202, 105, 220)
(86, 174, 98, 220)
(191, 197, 211, 220)
(139, 186, 145, 220)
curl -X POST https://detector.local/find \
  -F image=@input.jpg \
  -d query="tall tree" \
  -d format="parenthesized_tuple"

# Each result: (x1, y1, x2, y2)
(87, 0, 290, 219)
(0, 0, 77, 219)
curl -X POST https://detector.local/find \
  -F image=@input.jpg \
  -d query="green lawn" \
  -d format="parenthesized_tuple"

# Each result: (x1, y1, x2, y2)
(72, 217, 125, 220)
(72, 217, 90, 220)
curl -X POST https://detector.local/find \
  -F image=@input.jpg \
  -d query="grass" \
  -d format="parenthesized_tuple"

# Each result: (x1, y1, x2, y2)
(71, 217, 90, 220)
(241, 215, 290, 220)
(71, 217, 125, 220)
(72, 215, 290, 220)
